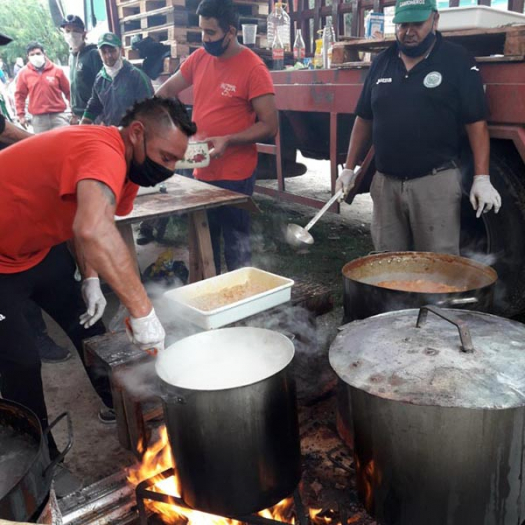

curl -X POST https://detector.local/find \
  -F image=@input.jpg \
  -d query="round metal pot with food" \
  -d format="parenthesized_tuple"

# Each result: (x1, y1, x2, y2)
(330, 306, 525, 525)
(342, 251, 497, 322)
(0, 400, 72, 522)
(155, 327, 301, 516)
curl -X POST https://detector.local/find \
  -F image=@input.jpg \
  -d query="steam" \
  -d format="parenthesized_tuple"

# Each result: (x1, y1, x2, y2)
(111, 276, 336, 404)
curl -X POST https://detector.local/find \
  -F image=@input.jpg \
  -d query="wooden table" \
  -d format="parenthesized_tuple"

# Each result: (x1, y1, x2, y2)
(116, 176, 250, 282)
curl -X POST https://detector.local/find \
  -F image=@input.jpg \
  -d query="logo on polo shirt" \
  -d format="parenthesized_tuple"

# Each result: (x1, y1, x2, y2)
(376, 77, 393, 84)
(423, 71, 442, 88)
(0, 313, 5, 321)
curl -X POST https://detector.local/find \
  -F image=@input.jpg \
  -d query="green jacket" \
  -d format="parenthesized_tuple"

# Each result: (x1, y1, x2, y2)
(84, 60, 153, 126)
(69, 43, 103, 118)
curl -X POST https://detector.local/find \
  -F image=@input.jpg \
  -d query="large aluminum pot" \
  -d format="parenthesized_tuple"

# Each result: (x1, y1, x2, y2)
(330, 306, 525, 525)
(0, 400, 72, 522)
(155, 327, 301, 516)
(342, 251, 497, 322)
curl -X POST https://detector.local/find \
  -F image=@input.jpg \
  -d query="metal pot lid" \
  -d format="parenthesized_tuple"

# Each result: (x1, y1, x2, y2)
(329, 307, 525, 409)
(156, 327, 295, 391)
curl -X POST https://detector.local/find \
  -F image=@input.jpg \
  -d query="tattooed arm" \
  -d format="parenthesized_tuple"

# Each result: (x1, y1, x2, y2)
(73, 180, 152, 318)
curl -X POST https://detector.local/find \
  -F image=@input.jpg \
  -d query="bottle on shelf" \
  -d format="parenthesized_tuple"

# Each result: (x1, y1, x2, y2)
(293, 28, 305, 64)
(322, 19, 336, 69)
(313, 33, 323, 69)
(267, 2, 291, 51)
(272, 31, 284, 71)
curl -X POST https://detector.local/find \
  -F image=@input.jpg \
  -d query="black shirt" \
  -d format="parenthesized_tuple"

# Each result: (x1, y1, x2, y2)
(355, 33, 487, 179)
(0, 113, 5, 135)
(69, 44, 103, 118)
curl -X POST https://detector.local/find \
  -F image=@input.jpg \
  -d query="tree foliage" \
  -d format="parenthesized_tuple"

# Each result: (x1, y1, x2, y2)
(0, 0, 69, 73)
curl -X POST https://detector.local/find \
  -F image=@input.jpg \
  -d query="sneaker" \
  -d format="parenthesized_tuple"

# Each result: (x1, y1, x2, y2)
(98, 407, 116, 424)
(53, 463, 83, 498)
(37, 334, 72, 363)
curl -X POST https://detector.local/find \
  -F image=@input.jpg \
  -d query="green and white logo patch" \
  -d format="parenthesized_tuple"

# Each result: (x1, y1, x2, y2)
(423, 71, 442, 88)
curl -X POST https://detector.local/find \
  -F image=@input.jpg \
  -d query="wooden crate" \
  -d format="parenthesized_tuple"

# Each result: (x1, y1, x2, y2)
(332, 25, 525, 66)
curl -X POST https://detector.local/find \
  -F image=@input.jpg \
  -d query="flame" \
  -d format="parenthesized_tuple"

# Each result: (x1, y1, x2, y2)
(127, 426, 296, 525)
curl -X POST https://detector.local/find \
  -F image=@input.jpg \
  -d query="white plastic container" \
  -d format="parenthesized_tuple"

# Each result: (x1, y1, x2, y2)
(175, 141, 210, 170)
(439, 6, 525, 31)
(164, 267, 294, 329)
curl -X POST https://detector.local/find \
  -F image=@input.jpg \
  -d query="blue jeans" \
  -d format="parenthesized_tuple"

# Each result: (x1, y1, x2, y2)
(205, 172, 256, 274)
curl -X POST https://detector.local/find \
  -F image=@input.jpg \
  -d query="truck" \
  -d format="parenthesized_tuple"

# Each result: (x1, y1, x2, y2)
(49, 0, 525, 316)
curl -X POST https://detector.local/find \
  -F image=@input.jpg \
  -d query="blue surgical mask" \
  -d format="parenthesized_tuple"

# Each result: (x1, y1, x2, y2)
(203, 34, 228, 57)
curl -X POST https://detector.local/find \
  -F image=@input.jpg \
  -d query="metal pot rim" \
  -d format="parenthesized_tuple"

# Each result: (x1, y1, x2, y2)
(341, 251, 498, 291)
(156, 327, 295, 391)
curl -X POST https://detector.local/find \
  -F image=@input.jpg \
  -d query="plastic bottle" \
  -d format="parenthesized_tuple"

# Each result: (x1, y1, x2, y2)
(293, 29, 305, 64)
(267, 2, 291, 51)
(272, 32, 284, 71)
(313, 35, 323, 69)
(322, 20, 336, 69)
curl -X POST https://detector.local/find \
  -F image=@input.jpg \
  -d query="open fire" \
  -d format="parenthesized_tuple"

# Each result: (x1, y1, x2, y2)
(127, 427, 337, 525)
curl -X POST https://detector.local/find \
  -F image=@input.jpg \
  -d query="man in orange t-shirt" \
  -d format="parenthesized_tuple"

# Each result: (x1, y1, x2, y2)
(0, 96, 195, 460)
(157, 0, 277, 273)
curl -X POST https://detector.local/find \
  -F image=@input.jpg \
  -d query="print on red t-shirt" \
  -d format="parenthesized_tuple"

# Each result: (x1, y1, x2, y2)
(180, 47, 275, 182)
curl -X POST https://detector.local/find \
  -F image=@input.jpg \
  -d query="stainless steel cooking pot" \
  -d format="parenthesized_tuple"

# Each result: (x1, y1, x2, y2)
(342, 251, 497, 322)
(0, 400, 72, 522)
(330, 306, 525, 525)
(155, 327, 301, 516)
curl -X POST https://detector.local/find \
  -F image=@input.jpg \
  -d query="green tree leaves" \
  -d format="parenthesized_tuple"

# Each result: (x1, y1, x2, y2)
(0, 0, 69, 73)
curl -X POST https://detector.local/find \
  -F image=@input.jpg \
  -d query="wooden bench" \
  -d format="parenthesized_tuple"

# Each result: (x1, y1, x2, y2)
(83, 331, 163, 458)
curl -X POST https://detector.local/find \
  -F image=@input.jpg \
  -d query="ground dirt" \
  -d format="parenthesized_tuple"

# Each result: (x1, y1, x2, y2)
(42, 156, 377, 522)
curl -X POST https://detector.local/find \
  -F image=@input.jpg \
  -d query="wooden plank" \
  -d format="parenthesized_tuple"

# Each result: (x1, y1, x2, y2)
(189, 210, 216, 280)
(117, 177, 249, 224)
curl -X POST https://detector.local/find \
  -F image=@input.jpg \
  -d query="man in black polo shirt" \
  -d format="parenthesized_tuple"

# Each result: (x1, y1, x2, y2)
(337, 0, 501, 254)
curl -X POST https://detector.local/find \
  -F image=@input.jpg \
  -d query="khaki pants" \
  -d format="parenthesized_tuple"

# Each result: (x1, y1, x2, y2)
(370, 168, 463, 255)
(31, 112, 69, 134)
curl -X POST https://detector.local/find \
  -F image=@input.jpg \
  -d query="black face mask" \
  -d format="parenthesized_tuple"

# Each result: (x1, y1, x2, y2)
(397, 23, 436, 58)
(203, 33, 228, 57)
(128, 137, 174, 187)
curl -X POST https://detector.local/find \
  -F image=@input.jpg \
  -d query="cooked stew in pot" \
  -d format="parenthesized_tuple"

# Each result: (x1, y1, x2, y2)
(376, 279, 467, 294)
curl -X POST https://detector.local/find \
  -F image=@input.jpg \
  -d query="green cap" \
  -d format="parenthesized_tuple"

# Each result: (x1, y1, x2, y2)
(392, 0, 437, 24)
(97, 32, 122, 48)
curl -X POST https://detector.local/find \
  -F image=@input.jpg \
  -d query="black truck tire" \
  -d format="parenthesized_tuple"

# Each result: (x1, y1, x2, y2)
(461, 140, 525, 317)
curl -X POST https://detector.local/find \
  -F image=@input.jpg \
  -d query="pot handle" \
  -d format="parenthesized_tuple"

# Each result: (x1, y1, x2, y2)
(43, 411, 74, 475)
(436, 296, 478, 307)
(416, 305, 474, 353)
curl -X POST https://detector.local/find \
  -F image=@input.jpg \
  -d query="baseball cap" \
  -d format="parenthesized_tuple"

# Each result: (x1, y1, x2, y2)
(0, 32, 13, 46)
(60, 14, 85, 30)
(392, 0, 437, 24)
(97, 32, 122, 48)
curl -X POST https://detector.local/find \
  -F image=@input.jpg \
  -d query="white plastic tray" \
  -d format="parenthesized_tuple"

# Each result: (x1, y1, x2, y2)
(164, 267, 294, 329)
(439, 6, 525, 32)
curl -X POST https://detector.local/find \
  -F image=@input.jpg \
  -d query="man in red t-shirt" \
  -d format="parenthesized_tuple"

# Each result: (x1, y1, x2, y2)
(157, 0, 277, 274)
(0, 96, 196, 460)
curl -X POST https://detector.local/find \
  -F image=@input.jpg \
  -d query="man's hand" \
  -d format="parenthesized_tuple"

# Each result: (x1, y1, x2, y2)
(469, 175, 502, 218)
(18, 116, 28, 129)
(335, 168, 359, 198)
(80, 277, 107, 328)
(70, 114, 80, 125)
(208, 136, 230, 159)
(126, 308, 165, 354)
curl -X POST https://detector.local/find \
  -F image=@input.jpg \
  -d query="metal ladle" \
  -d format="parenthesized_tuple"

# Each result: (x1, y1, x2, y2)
(285, 167, 361, 248)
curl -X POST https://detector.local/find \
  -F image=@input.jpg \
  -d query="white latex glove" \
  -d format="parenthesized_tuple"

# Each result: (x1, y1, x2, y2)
(335, 168, 358, 199)
(469, 175, 502, 218)
(125, 308, 165, 356)
(79, 277, 107, 328)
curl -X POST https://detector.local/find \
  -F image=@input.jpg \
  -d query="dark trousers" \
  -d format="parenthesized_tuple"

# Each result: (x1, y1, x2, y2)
(0, 243, 109, 457)
(205, 172, 256, 274)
